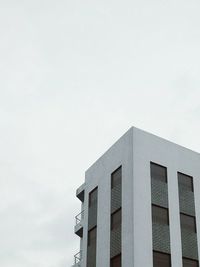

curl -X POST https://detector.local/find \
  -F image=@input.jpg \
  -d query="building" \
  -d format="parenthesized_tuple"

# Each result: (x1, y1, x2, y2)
(72, 127, 200, 267)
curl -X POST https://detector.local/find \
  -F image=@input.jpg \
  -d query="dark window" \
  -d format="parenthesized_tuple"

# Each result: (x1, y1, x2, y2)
(153, 251, 171, 267)
(87, 226, 97, 267)
(111, 209, 121, 230)
(111, 254, 121, 267)
(178, 173, 194, 192)
(89, 187, 98, 207)
(183, 258, 199, 267)
(88, 227, 97, 246)
(180, 213, 196, 233)
(151, 162, 167, 183)
(111, 166, 122, 189)
(152, 205, 169, 225)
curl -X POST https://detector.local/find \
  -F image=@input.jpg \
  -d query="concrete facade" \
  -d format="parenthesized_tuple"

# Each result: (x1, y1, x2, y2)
(72, 127, 200, 267)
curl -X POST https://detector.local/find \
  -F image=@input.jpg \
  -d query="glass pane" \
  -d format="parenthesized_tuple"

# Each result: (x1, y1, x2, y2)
(111, 167, 122, 188)
(151, 163, 167, 183)
(180, 214, 196, 233)
(178, 173, 193, 192)
(183, 258, 198, 267)
(111, 254, 121, 267)
(89, 188, 98, 207)
(88, 227, 96, 246)
(152, 205, 169, 225)
(153, 251, 171, 267)
(111, 209, 121, 230)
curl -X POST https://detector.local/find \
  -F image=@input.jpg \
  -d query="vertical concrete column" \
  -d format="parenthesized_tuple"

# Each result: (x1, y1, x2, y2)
(167, 166, 182, 267)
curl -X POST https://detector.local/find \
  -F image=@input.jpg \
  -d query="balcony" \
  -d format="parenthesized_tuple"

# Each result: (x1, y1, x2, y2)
(72, 251, 82, 267)
(74, 210, 84, 238)
(76, 183, 85, 202)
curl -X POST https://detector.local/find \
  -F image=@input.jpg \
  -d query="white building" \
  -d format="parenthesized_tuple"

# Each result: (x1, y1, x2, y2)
(72, 127, 200, 267)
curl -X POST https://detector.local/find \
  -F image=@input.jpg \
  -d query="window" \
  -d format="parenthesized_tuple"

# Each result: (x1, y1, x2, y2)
(89, 187, 98, 207)
(178, 173, 194, 192)
(87, 226, 97, 267)
(152, 205, 169, 225)
(183, 258, 199, 267)
(88, 227, 97, 246)
(180, 213, 196, 233)
(111, 254, 121, 267)
(110, 167, 122, 264)
(151, 162, 167, 183)
(111, 209, 121, 230)
(153, 251, 171, 267)
(111, 166, 122, 189)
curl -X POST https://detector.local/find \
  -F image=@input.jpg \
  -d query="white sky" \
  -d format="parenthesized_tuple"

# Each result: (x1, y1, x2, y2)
(0, 0, 200, 266)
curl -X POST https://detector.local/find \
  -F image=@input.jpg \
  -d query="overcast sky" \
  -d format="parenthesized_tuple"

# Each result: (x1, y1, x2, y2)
(1, 0, 200, 266)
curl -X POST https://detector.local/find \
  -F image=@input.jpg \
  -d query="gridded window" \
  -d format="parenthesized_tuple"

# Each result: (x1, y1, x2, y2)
(89, 187, 98, 207)
(153, 251, 171, 267)
(111, 166, 122, 189)
(152, 205, 169, 225)
(111, 254, 121, 267)
(183, 258, 199, 267)
(151, 162, 167, 183)
(180, 213, 196, 233)
(111, 209, 121, 230)
(178, 173, 194, 192)
(88, 227, 97, 246)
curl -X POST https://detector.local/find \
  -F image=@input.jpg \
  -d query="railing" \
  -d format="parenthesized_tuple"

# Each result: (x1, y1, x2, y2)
(74, 251, 82, 265)
(75, 210, 84, 225)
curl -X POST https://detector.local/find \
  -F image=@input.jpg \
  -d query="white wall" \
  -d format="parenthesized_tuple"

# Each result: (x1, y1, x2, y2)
(78, 126, 200, 267)
(133, 127, 200, 267)
(82, 128, 134, 267)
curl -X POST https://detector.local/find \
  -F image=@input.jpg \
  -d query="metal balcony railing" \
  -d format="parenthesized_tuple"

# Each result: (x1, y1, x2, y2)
(74, 250, 82, 265)
(75, 210, 84, 225)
